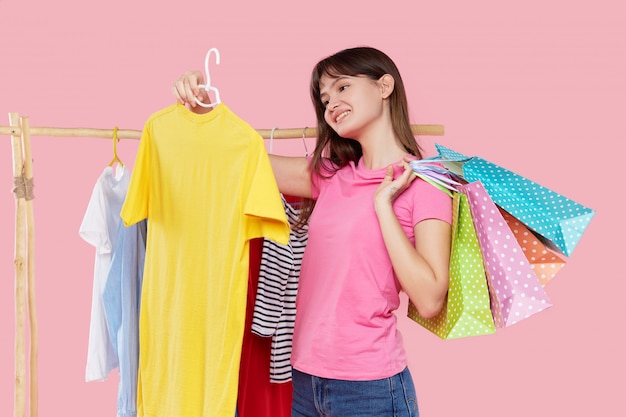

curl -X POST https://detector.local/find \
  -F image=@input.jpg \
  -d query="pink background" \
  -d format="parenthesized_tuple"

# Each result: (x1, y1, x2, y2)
(1, 1, 623, 416)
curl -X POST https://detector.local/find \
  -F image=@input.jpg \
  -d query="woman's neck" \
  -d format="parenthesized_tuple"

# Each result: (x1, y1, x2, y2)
(360, 142, 406, 170)
(354, 112, 406, 170)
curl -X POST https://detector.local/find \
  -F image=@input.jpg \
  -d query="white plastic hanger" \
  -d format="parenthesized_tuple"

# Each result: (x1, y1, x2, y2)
(195, 48, 222, 108)
(269, 126, 278, 154)
(302, 127, 310, 157)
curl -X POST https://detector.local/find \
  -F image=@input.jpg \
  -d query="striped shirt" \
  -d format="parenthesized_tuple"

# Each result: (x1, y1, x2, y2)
(252, 195, 308, 382)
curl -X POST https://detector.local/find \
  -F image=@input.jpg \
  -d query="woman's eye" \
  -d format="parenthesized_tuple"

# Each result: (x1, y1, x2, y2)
(339, 84, 348, 92)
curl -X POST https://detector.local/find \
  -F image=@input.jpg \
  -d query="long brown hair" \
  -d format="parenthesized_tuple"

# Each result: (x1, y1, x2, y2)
(296, 46, 423, 228)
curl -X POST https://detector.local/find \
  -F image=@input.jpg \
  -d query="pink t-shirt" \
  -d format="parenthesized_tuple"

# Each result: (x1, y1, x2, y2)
(290, 157, 453, 380)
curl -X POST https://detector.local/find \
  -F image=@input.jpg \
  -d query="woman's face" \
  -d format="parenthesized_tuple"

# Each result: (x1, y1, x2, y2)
(319, 73, 385, 139)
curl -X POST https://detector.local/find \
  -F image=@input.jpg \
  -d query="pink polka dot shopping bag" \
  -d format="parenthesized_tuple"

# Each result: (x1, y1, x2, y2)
(462, 181, 552, 328)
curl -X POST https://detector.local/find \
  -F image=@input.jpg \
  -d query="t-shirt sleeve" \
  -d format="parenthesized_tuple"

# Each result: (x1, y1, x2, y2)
(411, 178, 454, 226)
(244, 136, 290, 245)
(79, 180, 112, 255)
(309, 157, 336, 199)
(120, 123, 151, 227)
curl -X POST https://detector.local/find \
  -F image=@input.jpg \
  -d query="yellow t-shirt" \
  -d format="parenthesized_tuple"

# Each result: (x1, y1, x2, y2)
(120, 102, 289, 417)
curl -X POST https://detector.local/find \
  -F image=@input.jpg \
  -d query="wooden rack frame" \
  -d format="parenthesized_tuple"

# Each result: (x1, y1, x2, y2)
(2, 113, 443, 417)
(6, 113, 38, 417)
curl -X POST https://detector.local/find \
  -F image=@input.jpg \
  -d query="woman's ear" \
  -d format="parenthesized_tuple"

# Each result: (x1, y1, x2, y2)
(379, 74, 395, 99)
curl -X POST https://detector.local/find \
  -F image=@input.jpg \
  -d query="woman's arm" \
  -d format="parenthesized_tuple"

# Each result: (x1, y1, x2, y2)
(269, 154, 313, 199)
(374, 162, 451, 319)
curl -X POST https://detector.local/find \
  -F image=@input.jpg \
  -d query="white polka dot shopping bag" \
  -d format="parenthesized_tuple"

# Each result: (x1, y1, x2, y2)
(408, 192, 496, 340)
(462, 181, 553, 328)
(500, 208, 566, 286)
(434, 144, 595, 258)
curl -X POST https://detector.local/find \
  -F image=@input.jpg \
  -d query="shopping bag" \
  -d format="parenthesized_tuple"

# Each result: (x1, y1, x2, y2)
(461, 181, 553, 328)
(500, 208, 567, 286)
(434, 143, 595, 257)
(407, 192, 496, 340)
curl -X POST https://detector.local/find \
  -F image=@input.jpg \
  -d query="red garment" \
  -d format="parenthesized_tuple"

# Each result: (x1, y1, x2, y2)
(238, 238, 293, 417)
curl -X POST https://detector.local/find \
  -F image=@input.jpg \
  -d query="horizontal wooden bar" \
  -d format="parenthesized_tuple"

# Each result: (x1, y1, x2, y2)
(1, 124, 444, 140)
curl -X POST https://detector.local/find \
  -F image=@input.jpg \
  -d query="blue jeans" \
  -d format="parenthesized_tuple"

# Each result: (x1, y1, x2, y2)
(291, 367, 419, 417)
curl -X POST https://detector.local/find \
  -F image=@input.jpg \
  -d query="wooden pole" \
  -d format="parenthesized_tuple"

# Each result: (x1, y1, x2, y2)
(21, 116, 38, 417)
(9, 112, 26, 417)
(0, 123, 444, 140)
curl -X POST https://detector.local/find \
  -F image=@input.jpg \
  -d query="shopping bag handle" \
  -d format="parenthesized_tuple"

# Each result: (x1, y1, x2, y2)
(409, 159, 464, 196)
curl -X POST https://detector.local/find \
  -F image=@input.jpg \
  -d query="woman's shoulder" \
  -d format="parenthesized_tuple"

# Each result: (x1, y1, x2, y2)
(313, 156, 350, 177)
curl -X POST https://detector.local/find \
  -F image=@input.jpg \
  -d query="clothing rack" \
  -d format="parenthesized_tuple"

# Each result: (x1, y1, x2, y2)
(2, 112, 444, 417)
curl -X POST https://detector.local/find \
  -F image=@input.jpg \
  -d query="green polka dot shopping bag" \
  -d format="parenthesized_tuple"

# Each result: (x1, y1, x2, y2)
(408, 192, 496, 340)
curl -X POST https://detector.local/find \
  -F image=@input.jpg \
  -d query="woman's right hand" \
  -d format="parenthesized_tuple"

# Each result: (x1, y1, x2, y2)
(171, 70, 213, 114)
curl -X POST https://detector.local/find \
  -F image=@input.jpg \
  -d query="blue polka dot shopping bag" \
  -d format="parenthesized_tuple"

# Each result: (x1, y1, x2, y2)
(434, 144, 595, 258)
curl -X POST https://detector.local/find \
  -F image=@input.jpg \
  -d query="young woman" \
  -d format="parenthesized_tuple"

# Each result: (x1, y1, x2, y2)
(172, 46, 452, 417)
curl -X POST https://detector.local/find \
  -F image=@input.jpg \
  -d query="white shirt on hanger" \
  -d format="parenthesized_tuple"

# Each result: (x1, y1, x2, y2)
(79, 165, 130, 382)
